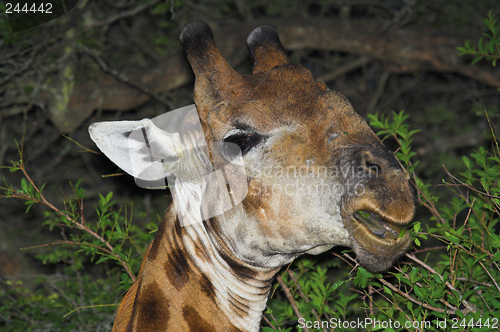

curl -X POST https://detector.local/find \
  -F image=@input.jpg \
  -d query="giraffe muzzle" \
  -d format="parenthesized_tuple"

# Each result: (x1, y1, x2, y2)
(353, 210, 402, 240)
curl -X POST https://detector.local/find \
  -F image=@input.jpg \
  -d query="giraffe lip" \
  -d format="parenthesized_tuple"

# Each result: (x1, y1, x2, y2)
(353, 210, 401, 240)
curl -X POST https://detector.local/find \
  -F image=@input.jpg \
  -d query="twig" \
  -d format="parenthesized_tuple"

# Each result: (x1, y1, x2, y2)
(48, 282, 88, 330)
(63, 135, 101, 155)
(377, 277, 451, 314)
(85, 0, 161, 30)
(0, 45, 38, 86)
(451, 199, 475, 283)
(478, 261, 500, 293)
(429, 232, 495, 260)
(367, 71, 390, 113)
(441, 167, 500, 200)
(1, 158, 136, 282)
(411, 246, 448, 254)
(454, 278, 492, 287)
(405, 253, 478, 313)
(262, 310, 281, 331)
(412, 175, 445, 224)
(369, 285, 422, 332)
(63, 303, 119, 318)
(276, 275, 310, 332)
(316, 56, 371, 83)
(79, 45, 174, 109)
(21, 240, 135, 282)
(287, 270, 323, 326)
(393, 265, 459, 312)
(368, 285, 374, 316)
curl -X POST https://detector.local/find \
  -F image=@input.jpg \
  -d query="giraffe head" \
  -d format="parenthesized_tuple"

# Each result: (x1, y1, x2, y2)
(90, 22, 415, 273)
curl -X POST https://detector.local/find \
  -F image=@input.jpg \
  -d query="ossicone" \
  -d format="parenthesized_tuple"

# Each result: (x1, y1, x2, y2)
(246, 25, 289, 74)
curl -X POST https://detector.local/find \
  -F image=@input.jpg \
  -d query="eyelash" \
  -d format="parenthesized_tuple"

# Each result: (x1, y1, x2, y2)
(223, 132, 264, 156)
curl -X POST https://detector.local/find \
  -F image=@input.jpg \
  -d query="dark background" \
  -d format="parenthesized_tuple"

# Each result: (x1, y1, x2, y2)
(0, 0, 499, 315)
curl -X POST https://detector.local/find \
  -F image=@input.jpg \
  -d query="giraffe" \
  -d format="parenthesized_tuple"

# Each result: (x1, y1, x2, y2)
(89, 22, 415, 332)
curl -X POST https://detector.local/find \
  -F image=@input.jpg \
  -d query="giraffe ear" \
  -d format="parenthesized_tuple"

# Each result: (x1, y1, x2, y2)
(247, 25, 289, 74)
(89, 118, 184, 182)
(180, 22, 243, 117)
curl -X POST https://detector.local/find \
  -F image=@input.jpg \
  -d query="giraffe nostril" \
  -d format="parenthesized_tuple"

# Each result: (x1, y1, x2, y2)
(364, 160, 381, 175)
(359, 151, 384, 176)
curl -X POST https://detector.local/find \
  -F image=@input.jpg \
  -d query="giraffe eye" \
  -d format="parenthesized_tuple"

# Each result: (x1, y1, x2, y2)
(223, 132, 263, 156)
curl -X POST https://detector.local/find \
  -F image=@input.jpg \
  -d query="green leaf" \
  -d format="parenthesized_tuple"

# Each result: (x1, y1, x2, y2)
(105, 191, 113, 203)
(471, 56, 483, 66)
(488, 39, 495, 53)
(152, 2, 169, 15)
(398, 227, 406, 238)
(20, 178, 28, 193)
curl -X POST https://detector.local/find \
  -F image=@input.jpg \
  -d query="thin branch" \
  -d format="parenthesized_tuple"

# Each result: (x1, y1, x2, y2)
(20, 240, 135, 282)
(0, 45, 38, 86)
(79, 45, 174, 109)
(405, 253, 478, 313)
(1, 159, 137, 282)
(454, 278, 492, 287)
(478, 261, 500, 293)
(367, 71, 390, 113)
(262, 310, 281, 331)
(411, 246, 448, 254)
(316, 56, 371, 83)
(287, 270, 323, 327)
(441, 166, 500, 200)
(85, 0, 162, 30)
(63, 135, 101, 155)
(369, 285, 422, 332)
(393, 266, 459, 312)
(377, 277, 451, 314)
(276, 275, 311, 332)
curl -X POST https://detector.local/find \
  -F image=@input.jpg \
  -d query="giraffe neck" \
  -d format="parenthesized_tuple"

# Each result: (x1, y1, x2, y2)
(183, 214, 280, 331)
(123, 205, 280, 332)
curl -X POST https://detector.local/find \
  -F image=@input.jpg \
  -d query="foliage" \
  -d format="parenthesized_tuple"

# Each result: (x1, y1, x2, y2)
(3, 114, 499, 332)
(0, 142, 156, 331)
(0, 5, 19, 46)
(1, 8, 499, 332)
(0, 274, 117, 332)
(261, 13, 500, 330)
(458, 10, 500, 67)
(263, 109, 500, 331)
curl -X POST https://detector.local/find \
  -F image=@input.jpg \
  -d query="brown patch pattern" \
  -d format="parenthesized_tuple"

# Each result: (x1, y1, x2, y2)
(164, 246, 190, 290)
(148, 220, 166, 261)
(182, 305, 216, 332)
(135, 281, 170, 331)
(109, 22, 416, 332)
(199, 274, 216, 300)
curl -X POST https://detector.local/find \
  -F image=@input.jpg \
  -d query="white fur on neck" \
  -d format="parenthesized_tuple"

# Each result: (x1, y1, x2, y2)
(183, 221, 276, 332)
(170, 174, 276, 332)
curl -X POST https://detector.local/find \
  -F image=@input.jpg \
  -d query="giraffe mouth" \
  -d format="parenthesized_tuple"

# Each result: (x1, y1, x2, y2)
(353, 210, 402, 241)
(348, 209, 410, 247)
(344, 209, 412, 272)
